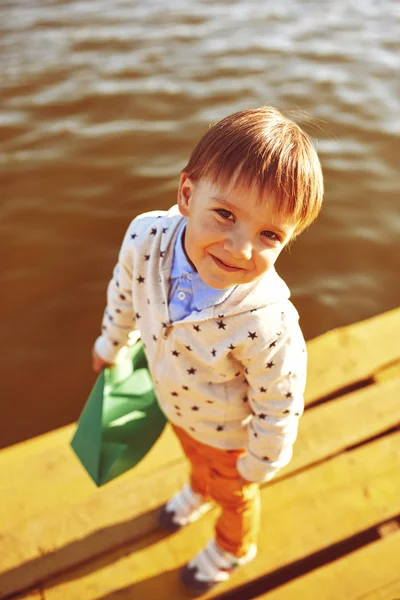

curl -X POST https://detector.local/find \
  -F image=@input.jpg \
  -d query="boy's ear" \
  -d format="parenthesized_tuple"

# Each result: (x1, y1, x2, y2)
(177, 172, 194, 216)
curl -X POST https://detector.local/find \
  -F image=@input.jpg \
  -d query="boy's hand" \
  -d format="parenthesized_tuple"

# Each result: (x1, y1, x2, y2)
(92, 346, 113, 374)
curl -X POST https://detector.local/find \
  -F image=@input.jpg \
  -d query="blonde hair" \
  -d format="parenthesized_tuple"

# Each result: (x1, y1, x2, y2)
(182, 106, 324, 235)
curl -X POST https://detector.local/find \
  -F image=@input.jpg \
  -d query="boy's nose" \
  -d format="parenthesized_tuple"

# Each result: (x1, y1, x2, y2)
(224, 235, 253, 260)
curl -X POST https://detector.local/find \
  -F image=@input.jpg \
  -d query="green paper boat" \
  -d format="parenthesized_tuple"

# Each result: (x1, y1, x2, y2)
(71, 340, 166, 486)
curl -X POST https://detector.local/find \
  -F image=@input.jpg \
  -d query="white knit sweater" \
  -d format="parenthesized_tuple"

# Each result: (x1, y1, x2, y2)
(95, 206, 307, 483)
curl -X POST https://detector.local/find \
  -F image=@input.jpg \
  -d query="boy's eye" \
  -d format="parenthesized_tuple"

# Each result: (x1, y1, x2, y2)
(216, 209, 234, 221)
(262, 230, 280, 242)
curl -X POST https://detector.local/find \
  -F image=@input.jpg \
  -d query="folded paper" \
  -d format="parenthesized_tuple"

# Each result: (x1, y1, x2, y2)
(71, 340, 166, 486)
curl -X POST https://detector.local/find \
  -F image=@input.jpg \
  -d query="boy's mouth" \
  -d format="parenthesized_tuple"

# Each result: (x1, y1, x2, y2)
(210, 254, 243, 272)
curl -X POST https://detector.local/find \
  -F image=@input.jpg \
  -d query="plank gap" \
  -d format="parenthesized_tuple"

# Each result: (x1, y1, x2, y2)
(377, 519, 400, 538)
(343, 423, 400, 454)
(214, 515, 400, 600)
(373, 357, 400, 379)
(266, 423, 400, 489)
(306, 376, 374, 409)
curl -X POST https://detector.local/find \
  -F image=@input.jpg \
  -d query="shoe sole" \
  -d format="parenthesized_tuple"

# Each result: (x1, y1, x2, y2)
(158, 505, 183, 532)
(180, 564, 216, 594)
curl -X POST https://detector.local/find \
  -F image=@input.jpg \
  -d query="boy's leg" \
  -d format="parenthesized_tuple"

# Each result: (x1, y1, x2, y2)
(171, 424, 211, 499)
(159, 425, 214, 531)
(171, 427, 260, 552)
(180, 447, 260, 592)
(208, 450, 261, 557)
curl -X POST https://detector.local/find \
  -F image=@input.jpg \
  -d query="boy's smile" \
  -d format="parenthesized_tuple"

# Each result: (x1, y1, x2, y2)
(177, 174, 297, 290)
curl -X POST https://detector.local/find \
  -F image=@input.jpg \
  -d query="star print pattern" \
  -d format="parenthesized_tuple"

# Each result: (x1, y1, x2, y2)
(95, 211, 307, 484)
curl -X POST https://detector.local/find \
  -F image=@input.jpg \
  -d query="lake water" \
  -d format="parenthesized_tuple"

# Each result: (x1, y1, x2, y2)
(1, 0, 399, 448)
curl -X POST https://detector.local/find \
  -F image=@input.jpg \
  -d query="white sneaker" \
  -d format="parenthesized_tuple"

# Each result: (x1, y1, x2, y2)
(181, 538, 257, 592)
(159, 484, 213, 531)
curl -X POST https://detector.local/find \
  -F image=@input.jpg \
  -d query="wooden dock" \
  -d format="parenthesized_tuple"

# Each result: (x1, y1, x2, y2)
(1, 308, 399, 600)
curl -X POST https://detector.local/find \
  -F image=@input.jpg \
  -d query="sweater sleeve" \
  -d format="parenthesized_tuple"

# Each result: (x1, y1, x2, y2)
(94, 223, 138, 363)
(235, 308, 307, 483)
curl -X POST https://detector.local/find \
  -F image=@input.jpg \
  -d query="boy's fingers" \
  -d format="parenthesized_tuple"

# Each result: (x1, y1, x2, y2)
(91, 348, 111, 373)
(92, 361, 102, 373)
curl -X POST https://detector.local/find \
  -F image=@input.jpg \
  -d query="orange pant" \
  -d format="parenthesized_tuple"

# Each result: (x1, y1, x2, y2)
(172, 425, 261, 557)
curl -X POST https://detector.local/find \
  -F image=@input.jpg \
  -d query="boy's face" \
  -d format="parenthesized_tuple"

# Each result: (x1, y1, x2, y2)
(177, 173, 297, 290)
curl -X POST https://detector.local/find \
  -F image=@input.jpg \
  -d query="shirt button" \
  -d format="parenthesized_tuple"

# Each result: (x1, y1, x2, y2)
(178, 291, 186, 300)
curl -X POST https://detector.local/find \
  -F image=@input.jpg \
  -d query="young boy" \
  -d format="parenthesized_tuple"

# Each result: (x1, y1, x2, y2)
(92, 106, 324, 592)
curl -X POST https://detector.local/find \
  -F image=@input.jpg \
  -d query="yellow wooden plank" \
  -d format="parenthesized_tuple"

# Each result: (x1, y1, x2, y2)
(290, 376, 399, 474)
(255, 531, 400, 600)
(0, 424, 182, 528)
(306, 307, 400, 402)
(359, 579, 400, 600)
(42, 431, 400, 600)
(375, 360, 400, 383)
(1, 376, 399, 597)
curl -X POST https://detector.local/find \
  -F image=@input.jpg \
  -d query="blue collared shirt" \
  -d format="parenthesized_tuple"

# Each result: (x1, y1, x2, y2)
(168, 220, 235, 322)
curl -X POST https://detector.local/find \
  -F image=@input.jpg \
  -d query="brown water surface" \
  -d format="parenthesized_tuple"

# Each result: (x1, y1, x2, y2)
(1, 0, 399, 448)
